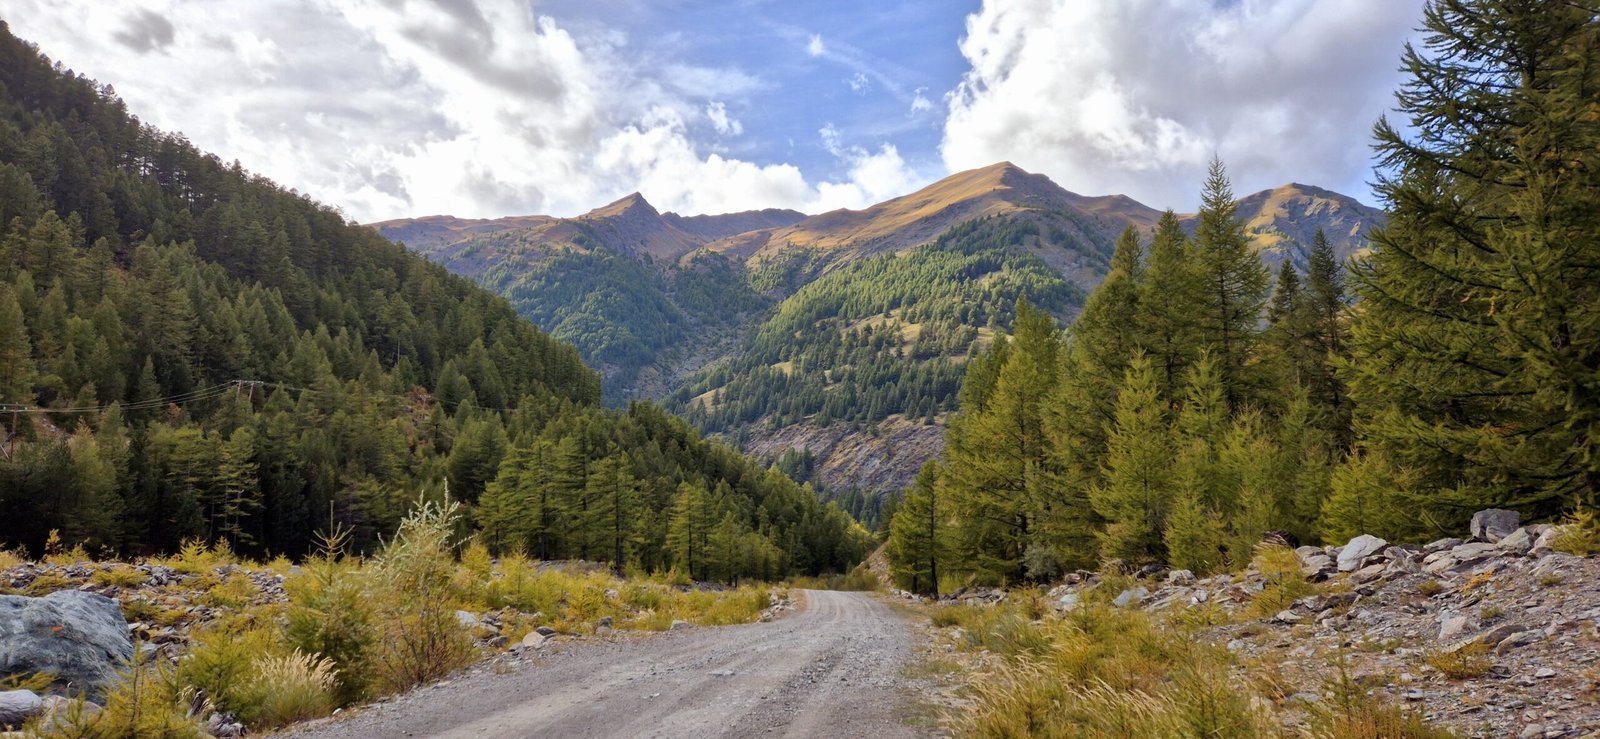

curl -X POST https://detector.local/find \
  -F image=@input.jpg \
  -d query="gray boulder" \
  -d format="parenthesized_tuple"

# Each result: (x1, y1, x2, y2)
(1470, 509, 1520, 542)
(1111, 587, 1148, 608)
(1337, 534, 1388, 572)
(0, 689, 42, 728)
(0, 591, 132, 702)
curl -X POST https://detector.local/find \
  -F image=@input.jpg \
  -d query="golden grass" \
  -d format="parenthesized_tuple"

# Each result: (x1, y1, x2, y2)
(1423, 641, 1492, 680)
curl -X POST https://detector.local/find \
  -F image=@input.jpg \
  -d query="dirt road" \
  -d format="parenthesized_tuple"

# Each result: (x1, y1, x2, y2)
(282, 590, 932, 739)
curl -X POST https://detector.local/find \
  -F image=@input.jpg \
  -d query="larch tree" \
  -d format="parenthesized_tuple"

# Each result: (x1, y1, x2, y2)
(1191, 158, 1270, 413)
(1347, 0, 1600, 522)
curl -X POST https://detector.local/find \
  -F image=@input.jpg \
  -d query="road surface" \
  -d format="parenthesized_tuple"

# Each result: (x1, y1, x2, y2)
(281, 590, 931, 738)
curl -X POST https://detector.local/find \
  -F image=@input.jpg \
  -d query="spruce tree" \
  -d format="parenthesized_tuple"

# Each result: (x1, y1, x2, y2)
(1348, 0, 1600, 519)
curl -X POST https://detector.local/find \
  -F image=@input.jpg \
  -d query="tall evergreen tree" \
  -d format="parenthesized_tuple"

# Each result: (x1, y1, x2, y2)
(1090, 354, 1174, 564)
(887, 462, 949, 596)
(1348, 0, 1600, 521)
(1191, 158, 1270, 412)
(1136, 211, 1203, 400)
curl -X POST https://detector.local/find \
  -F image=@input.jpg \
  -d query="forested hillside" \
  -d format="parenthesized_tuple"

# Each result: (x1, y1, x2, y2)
(0, 23, 871, 579)
(889, 0, 1600, 593)
(383, 159, 1381, 499)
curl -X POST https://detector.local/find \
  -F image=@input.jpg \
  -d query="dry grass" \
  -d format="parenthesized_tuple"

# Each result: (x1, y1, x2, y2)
(1553, 507, 1600, 556)
(236, 650, 338, 728)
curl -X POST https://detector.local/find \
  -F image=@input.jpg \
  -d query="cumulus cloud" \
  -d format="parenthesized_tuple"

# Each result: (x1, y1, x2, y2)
(941, 0, 1422, 209)
(6, 0, 918, 220)
(806, 34, 825, 57)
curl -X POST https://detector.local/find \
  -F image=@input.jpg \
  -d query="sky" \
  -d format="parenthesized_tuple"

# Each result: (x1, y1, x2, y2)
(5, 0, 1423, 222)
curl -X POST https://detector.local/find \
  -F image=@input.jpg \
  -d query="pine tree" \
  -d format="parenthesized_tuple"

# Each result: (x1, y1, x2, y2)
(586, 454, 641, 573)
(1089, 355, 1173, 564)
(886, 462, 948, 596)
(1191, 158, 1270, 412)
(1163, 465, 1226, 577)
(1348, 0, 1600, 520)
(666, 482, 711, 580)
(214, 426, 261, 550)
(1300, 229, 1351, 447)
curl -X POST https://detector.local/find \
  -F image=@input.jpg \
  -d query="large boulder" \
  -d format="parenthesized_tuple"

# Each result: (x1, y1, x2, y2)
(0, 590, 132, 702)
(1337, 534, 1389, 572)
(1470, 509, 1520, 542)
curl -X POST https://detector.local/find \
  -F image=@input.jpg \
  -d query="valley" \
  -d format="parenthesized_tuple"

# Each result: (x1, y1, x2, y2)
(376, 162, 1383, 499)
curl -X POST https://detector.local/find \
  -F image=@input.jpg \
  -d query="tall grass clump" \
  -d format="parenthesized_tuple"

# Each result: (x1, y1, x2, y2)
(369, 497, 476, 692)
(1552, 504, 1600, 556)
(232, 650, 338, 728)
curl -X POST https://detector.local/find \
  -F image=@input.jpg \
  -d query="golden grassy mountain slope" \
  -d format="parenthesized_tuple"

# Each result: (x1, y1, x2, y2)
(695, 161, 1150, 267)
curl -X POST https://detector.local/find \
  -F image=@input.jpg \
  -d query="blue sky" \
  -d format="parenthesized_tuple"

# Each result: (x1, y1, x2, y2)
(6, 0, 1422, 221)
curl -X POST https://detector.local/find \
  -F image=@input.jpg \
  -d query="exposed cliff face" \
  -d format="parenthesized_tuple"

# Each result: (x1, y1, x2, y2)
(739, 415, 947, 496)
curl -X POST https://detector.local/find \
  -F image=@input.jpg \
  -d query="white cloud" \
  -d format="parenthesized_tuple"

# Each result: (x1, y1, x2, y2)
(846, 71, 871, 95)
(909, 87, 933, 114)
(5, 0, 923, 220)
(806, 33, 825, 57)
(941, 0, 1422, 209)
(704, 101, 743, 136)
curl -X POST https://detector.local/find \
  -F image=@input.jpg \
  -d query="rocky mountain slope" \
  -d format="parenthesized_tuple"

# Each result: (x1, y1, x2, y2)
(376, 164, 1385, 500)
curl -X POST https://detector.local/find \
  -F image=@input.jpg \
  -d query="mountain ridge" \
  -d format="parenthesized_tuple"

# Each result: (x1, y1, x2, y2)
(375, 164, 1385, 499)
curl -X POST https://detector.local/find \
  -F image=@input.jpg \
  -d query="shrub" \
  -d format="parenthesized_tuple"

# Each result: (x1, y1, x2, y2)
(1313, 662, 1454, 738)
(91, 565, 147, 588)
(369, 498, 476, 692)
(1552, 505, 1600, 556)
(87, 659, 208, 738)
(176, 627, 276, 718)
(1423, 642, 1492, 680)
(1251, 543, 1317, 617)
(286, 528, 378, 705)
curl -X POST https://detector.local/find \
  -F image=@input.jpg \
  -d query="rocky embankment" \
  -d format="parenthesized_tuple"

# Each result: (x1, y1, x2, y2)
(924, 510, 1599, 738)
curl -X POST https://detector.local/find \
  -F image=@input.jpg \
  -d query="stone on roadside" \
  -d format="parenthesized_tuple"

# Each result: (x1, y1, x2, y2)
(670, 620, 691, 630)
(1470, 509, 1520, 543)
(520, 631, 547, 649)
(1166, 569, 1195, 585)
(1338, 534, 1388, 572)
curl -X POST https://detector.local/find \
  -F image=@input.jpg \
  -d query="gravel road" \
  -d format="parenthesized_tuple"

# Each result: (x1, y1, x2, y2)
(280, 589, 932, 739)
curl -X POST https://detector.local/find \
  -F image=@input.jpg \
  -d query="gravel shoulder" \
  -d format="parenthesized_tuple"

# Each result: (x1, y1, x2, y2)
(278, 589, 932, 739)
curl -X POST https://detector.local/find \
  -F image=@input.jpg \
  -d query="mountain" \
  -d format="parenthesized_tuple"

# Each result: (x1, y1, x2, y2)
(1182, 182, 1382, 270)
(380, 163, 1383, 502)
(0, 22, 871, 580)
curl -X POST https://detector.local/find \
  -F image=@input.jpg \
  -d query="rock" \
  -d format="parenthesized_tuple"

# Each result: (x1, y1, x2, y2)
(535, 626, 557, 637)
(1520, 724, 1545, 739)
(1495, 630, 1544, 653)
(1273, 610, 1304, 625)
(1351, 563, 1387, 584)
(1424, 537, 1464, 553)
(1498, 527, 1534, 555)
(1300, 554, 1336, 580)
(520, 632, 547, 649)
(596, 616, 613, 629)
(670, 620, 691, 630)
(1532, 553, 1577, 580)
(1535, 667, 1556, 679)
(1057, 592, 1082, 610)
(1531, 526, 1565, 555)
(1470, 509, 1521, 542)
(595, 625, 613, 637)
(1439, 612, 1479, 642)
(0, 690, 42, 728)
(1166, 569, 1196, 585)
(487, 635, 508, 648)
(454, 610, 481, 628)
(1111, 587, 1148, 608)
(1338, 534, 1389, 572)
(0, 591, 132, 702)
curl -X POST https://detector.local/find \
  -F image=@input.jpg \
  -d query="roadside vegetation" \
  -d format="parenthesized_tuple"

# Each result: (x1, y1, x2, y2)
(18, 499, 778, 737)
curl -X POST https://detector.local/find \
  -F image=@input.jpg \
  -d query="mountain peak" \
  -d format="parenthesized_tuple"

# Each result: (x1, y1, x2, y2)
(585, 191, 659, 220)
